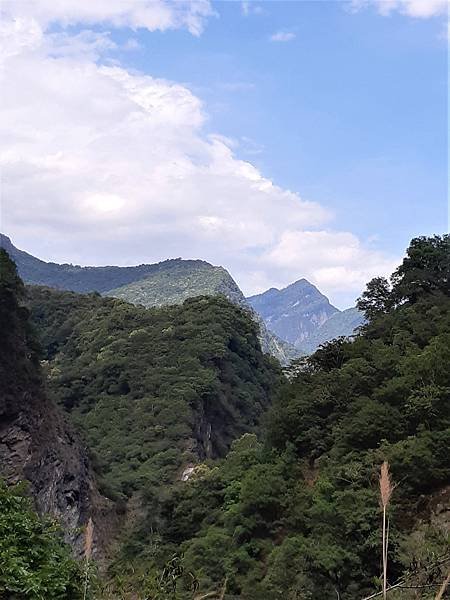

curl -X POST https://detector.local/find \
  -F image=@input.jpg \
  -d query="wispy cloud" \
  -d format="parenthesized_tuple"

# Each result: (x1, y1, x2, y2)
(241, 1, 267, 17)
(270, 30, 296, 42)
(350, 0, 448, 18)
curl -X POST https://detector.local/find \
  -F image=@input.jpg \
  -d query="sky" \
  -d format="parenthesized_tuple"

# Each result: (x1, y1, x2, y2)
(0, 0, 447, 308)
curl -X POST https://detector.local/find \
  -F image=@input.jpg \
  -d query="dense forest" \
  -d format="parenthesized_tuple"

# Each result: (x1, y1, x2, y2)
(0, 235, 449, 599)
(28, 287, 282, 502)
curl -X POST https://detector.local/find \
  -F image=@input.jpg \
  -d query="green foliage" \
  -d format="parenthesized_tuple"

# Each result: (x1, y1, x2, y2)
(27, 288, 281, 500)
(0, 249, 42, 417)
(107, 262, 245, 309)
(7, 234, 448, 599)
(144, 235, 450, 599)
(0, 481, 83, 599)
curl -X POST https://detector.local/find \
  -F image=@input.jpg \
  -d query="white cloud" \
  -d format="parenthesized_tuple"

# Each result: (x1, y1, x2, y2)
(350, 0, 448, 18)
(241, 2, 266, 17)
(264, 231, 398, 305)
(270, 30, 296, 42)
(0, 0, 215, 36)
(0, 3, 398, 308)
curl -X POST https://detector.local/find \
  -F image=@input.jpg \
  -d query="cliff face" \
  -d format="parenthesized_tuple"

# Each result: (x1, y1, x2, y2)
(0, 389, 111, 554)
(0, 249, 112, 555)
(247, 279, 339, 350)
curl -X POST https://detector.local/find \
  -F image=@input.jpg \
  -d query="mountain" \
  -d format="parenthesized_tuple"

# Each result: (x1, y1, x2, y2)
(137, 234, 450, 599)
(300, 306, 365, 353)
(106, 263, 297, 363)
(27, 286, 282, 499)
(247, 279, 338, 350)
(247, 279, 365, 353)
(1, 234, 295, 364)
(3, 234, 449, 599)
(0, 249, 112, 555)
(107, 261, 245, 307)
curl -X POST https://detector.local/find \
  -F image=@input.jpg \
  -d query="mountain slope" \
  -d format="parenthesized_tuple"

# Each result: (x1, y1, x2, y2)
(1, 234, 295, 364)
(141, 234, 450, 599)
(107, 266, 297, 364)
(301, 306, 365, 353)
(0, 249, 111, 554)
(0, 233, 224, 295)
(247, 279, 339, 350)
(108, 262, 245, 307)
(27, 286, 282, 499)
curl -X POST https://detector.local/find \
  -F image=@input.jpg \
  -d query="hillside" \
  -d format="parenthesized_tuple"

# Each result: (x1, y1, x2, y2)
(2, 234, 449, 599)
(0, 233, 230, 295)
(125, 234, 449, 599)
(247, 279, 364, 354)
(1, 234, 295, 364)
(300, 306, 365, 353)
(108, 262, 245, 307)
(0, 249, 111, 557)
(27, 286, 282, 500)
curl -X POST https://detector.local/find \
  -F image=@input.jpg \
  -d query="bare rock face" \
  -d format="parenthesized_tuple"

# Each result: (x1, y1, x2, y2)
(0, 384, 114, 557)
(0, 248, 113, 556)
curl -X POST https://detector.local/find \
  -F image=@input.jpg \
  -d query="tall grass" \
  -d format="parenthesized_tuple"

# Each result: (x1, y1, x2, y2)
(379, 462, 393, 600)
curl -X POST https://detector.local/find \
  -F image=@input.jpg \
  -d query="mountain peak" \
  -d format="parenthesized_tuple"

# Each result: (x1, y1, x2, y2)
(247, 277, 340, 350)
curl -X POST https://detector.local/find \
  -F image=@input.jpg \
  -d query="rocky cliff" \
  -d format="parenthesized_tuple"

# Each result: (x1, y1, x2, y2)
(247, 279, 365, 354)
(0, 249, 112, 555)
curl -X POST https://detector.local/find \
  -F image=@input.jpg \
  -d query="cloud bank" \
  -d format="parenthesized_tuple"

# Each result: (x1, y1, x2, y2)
(0, 0, 398, 307)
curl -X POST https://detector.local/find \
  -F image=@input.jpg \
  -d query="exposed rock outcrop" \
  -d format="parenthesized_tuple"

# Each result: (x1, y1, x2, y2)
(0, 248, 113, 556)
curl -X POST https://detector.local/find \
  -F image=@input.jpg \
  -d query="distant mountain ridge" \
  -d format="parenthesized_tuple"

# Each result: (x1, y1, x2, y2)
(0, 234, 295, 364)
(247, 279, 365, 354)
(1, 234, 363, 358)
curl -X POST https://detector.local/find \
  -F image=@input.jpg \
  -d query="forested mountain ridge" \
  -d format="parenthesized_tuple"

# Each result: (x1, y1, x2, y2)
(27, 286, 282, 501)
(130, 234, 449, 599)
(0, 233, 235, 296)
(247, 279, 365, 353)
(1, 234, 295, 364)
(1, 234, 449, 599)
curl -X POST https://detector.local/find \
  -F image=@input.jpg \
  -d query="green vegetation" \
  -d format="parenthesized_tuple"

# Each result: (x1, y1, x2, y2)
(0, 479, 83, 599)
(117, 234, 448, 599)
(28, 287, 282, 500)
(0, 248, 42, 415)
(1, 235, 449, 599)
(2, 233, 295, 364)
(107, 262, 246, 308)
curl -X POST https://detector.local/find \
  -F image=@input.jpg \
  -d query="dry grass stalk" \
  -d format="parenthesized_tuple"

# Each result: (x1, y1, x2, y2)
(219, 576, 228, 600)
(379, 461, 393, 510)
(379, 461, 393, 600)
(84, 517, 94, 561)
(83, 517, 94, 600)
(435, 570, 450, 600)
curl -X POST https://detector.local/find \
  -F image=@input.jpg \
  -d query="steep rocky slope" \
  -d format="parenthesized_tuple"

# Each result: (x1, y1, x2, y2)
(247, 279, 338, 349)
(0, 249, 112, 555)
(247, 279, 365, 353)
(300, 306, 365, 353)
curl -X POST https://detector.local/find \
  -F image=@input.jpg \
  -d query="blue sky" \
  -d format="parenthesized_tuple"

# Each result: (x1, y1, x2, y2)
(114, 0, 447, 248)
(1, 0, 448, 307)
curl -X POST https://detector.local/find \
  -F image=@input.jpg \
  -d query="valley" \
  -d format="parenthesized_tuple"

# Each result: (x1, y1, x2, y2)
(0, 234, 449, 599)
